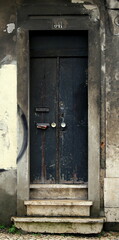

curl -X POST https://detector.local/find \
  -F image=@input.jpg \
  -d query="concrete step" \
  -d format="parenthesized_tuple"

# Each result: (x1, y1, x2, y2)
(30, 184, 88, 200)
(11, 216, 105, 234)
(24, 200, 92, 217)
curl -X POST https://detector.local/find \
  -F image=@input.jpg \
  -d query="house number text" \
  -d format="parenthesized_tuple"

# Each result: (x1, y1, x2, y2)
(53, 21, 63, 29)
(52, 18, 67, 29)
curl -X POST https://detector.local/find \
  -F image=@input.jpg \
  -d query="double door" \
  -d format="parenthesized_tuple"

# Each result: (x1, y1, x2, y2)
(30, 31, 88, 184)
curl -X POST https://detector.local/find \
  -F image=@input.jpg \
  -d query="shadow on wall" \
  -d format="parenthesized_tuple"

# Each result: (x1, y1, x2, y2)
(0, 188, 17, 226)
(0, 170, 17, 226)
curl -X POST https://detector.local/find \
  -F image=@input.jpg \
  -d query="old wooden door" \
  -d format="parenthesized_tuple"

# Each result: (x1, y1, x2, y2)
(30, 31, 88, 184)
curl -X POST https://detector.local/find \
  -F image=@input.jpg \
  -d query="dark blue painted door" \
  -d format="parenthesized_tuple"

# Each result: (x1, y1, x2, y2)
(30, 31, 88, 184)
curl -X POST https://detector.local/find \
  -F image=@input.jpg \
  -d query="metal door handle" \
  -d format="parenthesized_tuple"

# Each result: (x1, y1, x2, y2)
(51, 122, 56, 128)
(36, 123, 50, 129)
(61, 122, 66, 128)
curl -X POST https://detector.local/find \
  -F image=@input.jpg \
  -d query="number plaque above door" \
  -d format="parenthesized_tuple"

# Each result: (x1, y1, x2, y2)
(52, 18, 68, 30)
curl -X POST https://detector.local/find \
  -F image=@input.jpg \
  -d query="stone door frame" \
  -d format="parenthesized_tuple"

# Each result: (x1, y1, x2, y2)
(17, 14, 101, 216)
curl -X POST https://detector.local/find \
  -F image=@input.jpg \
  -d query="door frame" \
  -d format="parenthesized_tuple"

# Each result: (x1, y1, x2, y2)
(17, 16, 101, 216)
(30, 32, 88, 185)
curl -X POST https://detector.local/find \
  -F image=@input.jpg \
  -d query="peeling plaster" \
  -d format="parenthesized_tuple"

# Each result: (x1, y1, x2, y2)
(0, 55, 14, 65)
(71, 0, 94, 3)
(83, 4, 97, 10)
(71, 0, 84, 2)
(90, 7, 100, 21)
(83, 4, 100, 21)
(4, 23, 15, 34)
(71, 0, 99, 17)
(71, 0, 100, 22)
(7, 23, 15, 33)
(101, 65, 106, 74)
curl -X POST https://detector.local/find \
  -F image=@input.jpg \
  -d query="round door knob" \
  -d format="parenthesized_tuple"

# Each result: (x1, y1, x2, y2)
(51, 122, 56, 128)
(61, 122, 66, 128)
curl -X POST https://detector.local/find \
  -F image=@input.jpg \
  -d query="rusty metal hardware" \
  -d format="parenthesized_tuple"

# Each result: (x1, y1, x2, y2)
(35, 107, 49, 113)
(36, 123, 50, 129)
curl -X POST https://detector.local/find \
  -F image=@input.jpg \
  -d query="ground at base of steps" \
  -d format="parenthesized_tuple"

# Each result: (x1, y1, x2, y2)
(0, 230, 119, 240)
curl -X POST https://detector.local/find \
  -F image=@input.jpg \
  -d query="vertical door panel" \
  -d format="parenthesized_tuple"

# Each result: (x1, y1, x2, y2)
(59, 57, 88, 183)
(30, 58, 57, 183)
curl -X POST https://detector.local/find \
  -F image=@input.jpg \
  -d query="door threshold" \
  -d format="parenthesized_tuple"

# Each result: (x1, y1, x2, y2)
(30, 184, 88, 189)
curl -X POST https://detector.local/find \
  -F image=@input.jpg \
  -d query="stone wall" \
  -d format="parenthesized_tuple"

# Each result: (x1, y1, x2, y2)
(104, 0, 119, 223)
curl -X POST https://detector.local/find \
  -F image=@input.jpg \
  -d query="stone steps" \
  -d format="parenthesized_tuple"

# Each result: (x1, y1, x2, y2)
(30, 184, 88, 200)
(11, 216, 105, 234)
(12, 184, 105, 234)
(24, 199, 92, 217)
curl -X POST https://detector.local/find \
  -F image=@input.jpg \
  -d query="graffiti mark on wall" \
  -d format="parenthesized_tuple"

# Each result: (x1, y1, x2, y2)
(17, 105, 28, 162)
(0, 169, 7, 173)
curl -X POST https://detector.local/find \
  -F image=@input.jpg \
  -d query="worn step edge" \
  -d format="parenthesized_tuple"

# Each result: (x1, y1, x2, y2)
(11, 217, 105, 223)
(11, 217, 105, 234)
(24, 200, 92, 206)
(25, 202, 91, 217)
(30, 184, 88, 189)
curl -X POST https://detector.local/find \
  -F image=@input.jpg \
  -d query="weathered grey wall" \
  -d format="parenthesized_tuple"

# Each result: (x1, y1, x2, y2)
(104, 0, 119, 223)
(0, 170, 17, 225)
(0, 0, 119, 227)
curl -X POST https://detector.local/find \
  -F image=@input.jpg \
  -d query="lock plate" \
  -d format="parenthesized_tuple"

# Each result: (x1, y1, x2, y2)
(36, 123, 50, 129)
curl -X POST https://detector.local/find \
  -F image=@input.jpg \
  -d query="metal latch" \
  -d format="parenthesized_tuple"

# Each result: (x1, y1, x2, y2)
(36, 123, 50, 130)
(35, 107, 49, 113)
